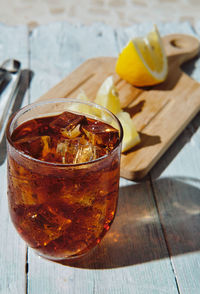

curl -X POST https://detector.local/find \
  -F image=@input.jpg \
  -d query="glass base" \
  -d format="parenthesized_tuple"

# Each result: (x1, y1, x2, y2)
(32, 248, 91, 262)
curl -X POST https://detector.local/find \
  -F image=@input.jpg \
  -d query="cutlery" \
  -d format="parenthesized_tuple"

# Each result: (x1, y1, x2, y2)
(0, 59, 21, 141)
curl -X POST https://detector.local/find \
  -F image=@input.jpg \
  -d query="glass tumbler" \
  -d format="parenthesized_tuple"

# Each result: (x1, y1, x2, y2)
(6, 99, 123, 260)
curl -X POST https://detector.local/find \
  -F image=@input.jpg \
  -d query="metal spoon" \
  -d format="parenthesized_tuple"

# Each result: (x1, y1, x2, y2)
(0, 59, 20, 84)
(1, 59, 21, 74)
(0, 59, 21, 141)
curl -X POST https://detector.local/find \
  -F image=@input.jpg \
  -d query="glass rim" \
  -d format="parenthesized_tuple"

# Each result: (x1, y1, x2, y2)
(6, 98, 123, 167)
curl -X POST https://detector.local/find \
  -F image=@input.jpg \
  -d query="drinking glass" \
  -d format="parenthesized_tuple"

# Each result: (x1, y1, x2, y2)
(6, 99, 123, 260)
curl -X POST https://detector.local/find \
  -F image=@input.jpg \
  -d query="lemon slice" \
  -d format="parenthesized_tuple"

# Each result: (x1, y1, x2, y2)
(75, 90, 102, 119)
(70, 90, 92, 115)
(76, 78, 141, 153)
(95, 76, 121, 114)
(76, 90, 90, 102)
(116, 111, 141, 152)
(115, 25, 168, 87)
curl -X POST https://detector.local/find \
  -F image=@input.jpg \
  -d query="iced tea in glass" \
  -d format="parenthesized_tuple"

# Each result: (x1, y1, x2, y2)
(6, 99, 123, 260)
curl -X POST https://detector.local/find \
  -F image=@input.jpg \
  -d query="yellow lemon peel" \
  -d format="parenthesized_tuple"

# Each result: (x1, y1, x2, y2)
(116, 25, 168, 87)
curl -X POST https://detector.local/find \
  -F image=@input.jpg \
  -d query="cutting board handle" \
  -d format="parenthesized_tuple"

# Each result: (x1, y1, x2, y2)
(163, 34, 200, 66)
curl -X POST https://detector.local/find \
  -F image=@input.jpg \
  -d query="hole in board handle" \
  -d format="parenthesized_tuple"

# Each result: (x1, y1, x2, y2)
(170, 39, 183, 49)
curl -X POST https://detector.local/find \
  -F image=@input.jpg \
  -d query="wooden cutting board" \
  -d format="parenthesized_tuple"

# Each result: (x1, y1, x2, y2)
(37, 34, 200, 181)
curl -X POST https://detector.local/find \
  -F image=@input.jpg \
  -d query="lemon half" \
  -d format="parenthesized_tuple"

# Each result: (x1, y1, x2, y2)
(116, 25, 168, 87)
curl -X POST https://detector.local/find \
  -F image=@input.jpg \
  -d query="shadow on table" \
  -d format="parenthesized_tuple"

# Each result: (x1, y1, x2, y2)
(60, 177, 200, 269)
(0, 69, 34, 165)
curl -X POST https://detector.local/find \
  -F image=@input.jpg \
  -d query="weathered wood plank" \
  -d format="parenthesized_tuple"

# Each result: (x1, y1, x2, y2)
(150, 116, 200, 294)
(29, 22, 119, 102)
(0, 23, 29, 294)
(27, 22, 179, 294)
(116, 21, 195, 50)
(149, 22, 200, 294)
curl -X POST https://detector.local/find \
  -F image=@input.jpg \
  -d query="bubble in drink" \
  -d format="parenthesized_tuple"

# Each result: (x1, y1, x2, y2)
(7, 110, 121, 259)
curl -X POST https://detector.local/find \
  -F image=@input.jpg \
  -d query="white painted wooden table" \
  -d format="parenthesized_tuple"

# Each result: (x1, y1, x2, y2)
(0, 21, 200, 294)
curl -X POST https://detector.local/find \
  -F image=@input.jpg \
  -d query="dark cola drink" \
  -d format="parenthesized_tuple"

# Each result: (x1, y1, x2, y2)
(7, 102, 122, 260)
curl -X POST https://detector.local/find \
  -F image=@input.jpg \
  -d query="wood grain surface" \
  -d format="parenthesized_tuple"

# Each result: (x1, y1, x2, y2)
(37, 33, 200, 181)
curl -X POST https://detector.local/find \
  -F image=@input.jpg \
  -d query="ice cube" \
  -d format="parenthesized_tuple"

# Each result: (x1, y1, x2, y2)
(11, 119, 39, 142)
(41, 136, 51, 157)
(49, 111, 86, 133)
(56, 138, 81, 164)
(40, 136, 65, 163)
(61, 123, 81, 139)
(93, 145, 108, 159)
(73, 142, 94, 164)
(82, 120, 119, 150)
(14, 136, 43, 158)
(74, 141, 108, 163)
(56, 140, 70, 164)
(9, 174, 38, 205)
(56, 136, 104, 164)
(20, 203, 72, 247)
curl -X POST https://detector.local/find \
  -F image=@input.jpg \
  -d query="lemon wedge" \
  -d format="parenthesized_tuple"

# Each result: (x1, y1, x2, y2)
(76, 90, 103, 119)
(76, 90, 89, 102)
(115, 25, 168, 87)
(94, 76, 140, 152)
(72, 90, 91, 114)
(116, 111, 141, 152)
(95, 76, 121, 114)
(76, 77, 141, 152)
